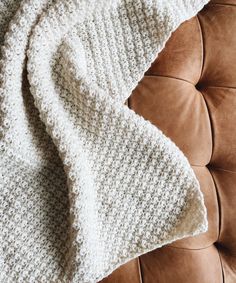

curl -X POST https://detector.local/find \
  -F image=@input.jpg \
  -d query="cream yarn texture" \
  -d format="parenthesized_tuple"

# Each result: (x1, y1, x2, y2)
(0, 0, 209, 282)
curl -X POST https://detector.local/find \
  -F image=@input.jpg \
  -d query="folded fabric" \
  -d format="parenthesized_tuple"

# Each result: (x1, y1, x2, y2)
(0, 0, 209, 282)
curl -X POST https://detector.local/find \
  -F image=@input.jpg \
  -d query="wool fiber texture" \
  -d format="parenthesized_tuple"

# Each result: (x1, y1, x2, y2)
(0, 0, 209, 282)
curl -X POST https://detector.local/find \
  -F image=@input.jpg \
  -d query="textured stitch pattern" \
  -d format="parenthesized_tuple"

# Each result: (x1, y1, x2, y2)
(0, 0, 209, 282)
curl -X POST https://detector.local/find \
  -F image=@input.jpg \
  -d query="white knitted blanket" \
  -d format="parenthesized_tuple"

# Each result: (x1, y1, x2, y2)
(0, 0, 209, 282)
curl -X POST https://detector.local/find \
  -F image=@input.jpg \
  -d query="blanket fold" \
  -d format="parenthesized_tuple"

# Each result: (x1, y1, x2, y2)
(0, 0, 209, 282)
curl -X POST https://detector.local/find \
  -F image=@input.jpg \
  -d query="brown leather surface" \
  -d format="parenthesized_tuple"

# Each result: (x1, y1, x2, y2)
(99, 1, 236, 282)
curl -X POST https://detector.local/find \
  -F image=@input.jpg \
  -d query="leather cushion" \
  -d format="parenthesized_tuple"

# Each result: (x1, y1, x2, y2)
(99, 1, 236, 282)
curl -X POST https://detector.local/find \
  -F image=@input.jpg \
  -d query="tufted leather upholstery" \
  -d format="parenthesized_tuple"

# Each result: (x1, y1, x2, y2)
(99, 1, 236, 282)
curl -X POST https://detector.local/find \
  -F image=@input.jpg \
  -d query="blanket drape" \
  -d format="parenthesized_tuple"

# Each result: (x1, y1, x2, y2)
(0, 0, 209, 282)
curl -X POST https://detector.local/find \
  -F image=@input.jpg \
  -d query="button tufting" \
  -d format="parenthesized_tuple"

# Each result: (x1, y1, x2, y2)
(127, 1, 236, 282)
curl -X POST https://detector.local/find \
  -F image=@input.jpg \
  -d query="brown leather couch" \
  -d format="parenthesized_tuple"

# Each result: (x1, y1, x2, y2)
(99, 1, 236, 282)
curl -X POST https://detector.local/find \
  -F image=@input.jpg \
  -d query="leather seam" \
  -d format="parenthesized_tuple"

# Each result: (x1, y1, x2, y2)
(191, 164, 236, 174)
(137, 257, 143, 283)
(216, 247, 226, 283)
(199, 90, 215, 169)
(166, 243, 217, 251)
(191, 164, 208, 168)
(207, 166, 236, 174)
(207, 169, 222, 244)
(208, 3, 236, 7)
(196, 15, 205, 84)
(203, 85, 236, 90)
(144, 74, 195, 86)
(144, 75, 236, 91)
